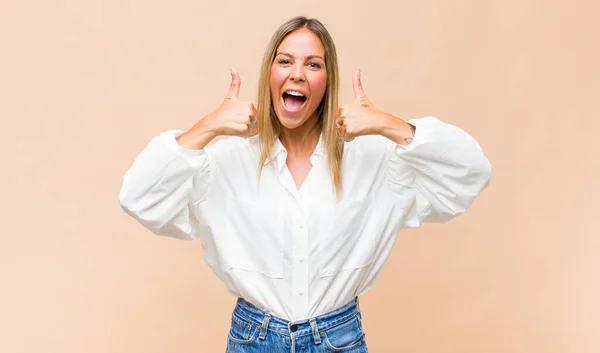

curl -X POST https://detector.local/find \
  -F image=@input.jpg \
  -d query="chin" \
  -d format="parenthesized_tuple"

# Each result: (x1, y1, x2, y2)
(275, 110, 307, 130)
(278, 120, 306, 131)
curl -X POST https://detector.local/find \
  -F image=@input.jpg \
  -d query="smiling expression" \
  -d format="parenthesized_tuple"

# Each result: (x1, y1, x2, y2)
(270, 28, 328, 130)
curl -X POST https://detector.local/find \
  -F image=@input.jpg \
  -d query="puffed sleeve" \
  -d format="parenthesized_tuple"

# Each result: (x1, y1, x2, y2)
(118, 130, 213, 240)
(386, 117, 492, 228)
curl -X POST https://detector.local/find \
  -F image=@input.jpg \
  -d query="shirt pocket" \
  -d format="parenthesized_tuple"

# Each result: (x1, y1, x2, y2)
(319, 192, 379, 277)
(223, 196, 284, 278)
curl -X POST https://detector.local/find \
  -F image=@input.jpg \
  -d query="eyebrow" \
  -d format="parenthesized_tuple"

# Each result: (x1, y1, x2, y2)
(275, 52, 325, 61)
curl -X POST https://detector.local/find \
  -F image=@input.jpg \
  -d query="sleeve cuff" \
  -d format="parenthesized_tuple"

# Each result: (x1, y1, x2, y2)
(155, 130, 209, 168)
(393, 116, 434, 152)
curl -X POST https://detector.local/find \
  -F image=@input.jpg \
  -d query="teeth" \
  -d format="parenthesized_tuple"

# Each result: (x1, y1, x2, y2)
(285, 91, 305, 97)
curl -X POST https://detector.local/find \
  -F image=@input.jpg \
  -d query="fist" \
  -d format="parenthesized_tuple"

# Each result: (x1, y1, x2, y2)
(336, 70, 386, 142)
(208, 68, 258, 137)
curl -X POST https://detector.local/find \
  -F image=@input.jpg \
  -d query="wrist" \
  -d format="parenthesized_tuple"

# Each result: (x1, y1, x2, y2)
(376, 112, 401, 136)
(197, 113, 222, 138)
(176, 115, 219, 150)
(379, 114, 415, 145)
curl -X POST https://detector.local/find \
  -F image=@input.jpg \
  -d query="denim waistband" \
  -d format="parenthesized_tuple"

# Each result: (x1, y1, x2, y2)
(232, 297, 361, 339)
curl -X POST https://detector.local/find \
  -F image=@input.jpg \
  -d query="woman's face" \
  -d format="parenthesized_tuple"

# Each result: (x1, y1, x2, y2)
(270, 28, 327, 130)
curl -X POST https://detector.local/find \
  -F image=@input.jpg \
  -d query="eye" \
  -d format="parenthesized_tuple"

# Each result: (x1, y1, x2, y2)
(308, 62, 322, 69)
(278, 59, 291, 65)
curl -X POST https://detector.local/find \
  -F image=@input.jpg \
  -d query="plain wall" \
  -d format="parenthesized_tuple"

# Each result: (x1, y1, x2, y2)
(2, 0, 599, 352)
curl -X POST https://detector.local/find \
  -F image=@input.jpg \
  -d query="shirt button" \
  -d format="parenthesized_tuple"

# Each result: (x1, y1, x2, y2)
(298, 290, 304, 295)
(298, 257, 305, 263)
(298, 223, 305, 228)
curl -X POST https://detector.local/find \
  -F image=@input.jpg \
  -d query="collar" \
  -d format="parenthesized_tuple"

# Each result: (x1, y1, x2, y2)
(259, 133, 325, 166)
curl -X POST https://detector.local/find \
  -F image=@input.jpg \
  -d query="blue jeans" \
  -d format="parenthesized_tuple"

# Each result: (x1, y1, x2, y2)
(225, 297, 368, 352)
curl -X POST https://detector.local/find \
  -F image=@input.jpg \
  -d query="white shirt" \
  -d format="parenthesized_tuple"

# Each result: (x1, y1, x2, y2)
(118, 116, 492, 321)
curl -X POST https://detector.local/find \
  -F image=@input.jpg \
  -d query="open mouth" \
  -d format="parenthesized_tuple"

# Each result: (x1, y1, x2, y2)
(282, 91, 307, 113)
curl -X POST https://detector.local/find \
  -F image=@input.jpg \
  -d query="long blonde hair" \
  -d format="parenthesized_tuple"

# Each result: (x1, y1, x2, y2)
(256, 16, 343, 196)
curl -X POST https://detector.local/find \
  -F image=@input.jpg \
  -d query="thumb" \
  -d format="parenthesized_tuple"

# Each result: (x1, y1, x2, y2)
(352, 69, 366, 100)
(226, 68, 241, 99)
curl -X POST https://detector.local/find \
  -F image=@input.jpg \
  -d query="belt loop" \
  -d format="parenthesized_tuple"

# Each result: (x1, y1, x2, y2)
(258, 313, 271, 340)
(355, 297, 363, 323)
(309, 318, 321, 344)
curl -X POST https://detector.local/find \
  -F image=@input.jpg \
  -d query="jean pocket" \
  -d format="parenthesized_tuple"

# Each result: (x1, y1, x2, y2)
(228, 312, 260, 345)
(322, 315, 366, 352)
(223, 196, 284, 278)
(319, 192, 379, 277)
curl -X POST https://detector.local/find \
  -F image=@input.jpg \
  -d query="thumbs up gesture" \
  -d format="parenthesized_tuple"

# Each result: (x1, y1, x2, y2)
(336, 70, 389, 142)
(207, 68, 258, 138)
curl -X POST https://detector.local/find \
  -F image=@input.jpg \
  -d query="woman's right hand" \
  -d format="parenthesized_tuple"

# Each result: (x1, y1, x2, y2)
(176, 68, 257, 150)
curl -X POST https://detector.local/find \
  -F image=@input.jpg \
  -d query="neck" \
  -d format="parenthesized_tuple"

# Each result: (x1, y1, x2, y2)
(279, 114, 321, 156)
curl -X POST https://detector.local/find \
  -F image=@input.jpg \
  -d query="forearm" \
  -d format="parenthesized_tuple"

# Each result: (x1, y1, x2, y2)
(119, 131, 211, 239)
(377, 113, 416, 146)
(384, 116, 492, 224)
(176, 115, 219, 150)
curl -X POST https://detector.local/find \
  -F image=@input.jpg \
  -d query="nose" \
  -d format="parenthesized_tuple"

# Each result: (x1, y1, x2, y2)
(289, 64, 305, 83)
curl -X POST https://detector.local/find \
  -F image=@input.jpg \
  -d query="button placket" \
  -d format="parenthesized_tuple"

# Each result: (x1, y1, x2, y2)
(291, 207, 309, 318)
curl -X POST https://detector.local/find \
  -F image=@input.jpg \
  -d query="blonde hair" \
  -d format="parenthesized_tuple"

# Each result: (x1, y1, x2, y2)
(256, 16, 344, 196)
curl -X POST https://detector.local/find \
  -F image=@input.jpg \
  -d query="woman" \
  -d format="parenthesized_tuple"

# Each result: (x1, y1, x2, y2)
(119, 16, 491, 353)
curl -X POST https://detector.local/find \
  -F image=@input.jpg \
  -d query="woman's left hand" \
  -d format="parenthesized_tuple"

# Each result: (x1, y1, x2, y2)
(336, 70, 391, 142)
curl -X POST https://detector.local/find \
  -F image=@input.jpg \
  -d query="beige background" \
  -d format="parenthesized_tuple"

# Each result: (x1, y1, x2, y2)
(1, 0, 599, 352)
